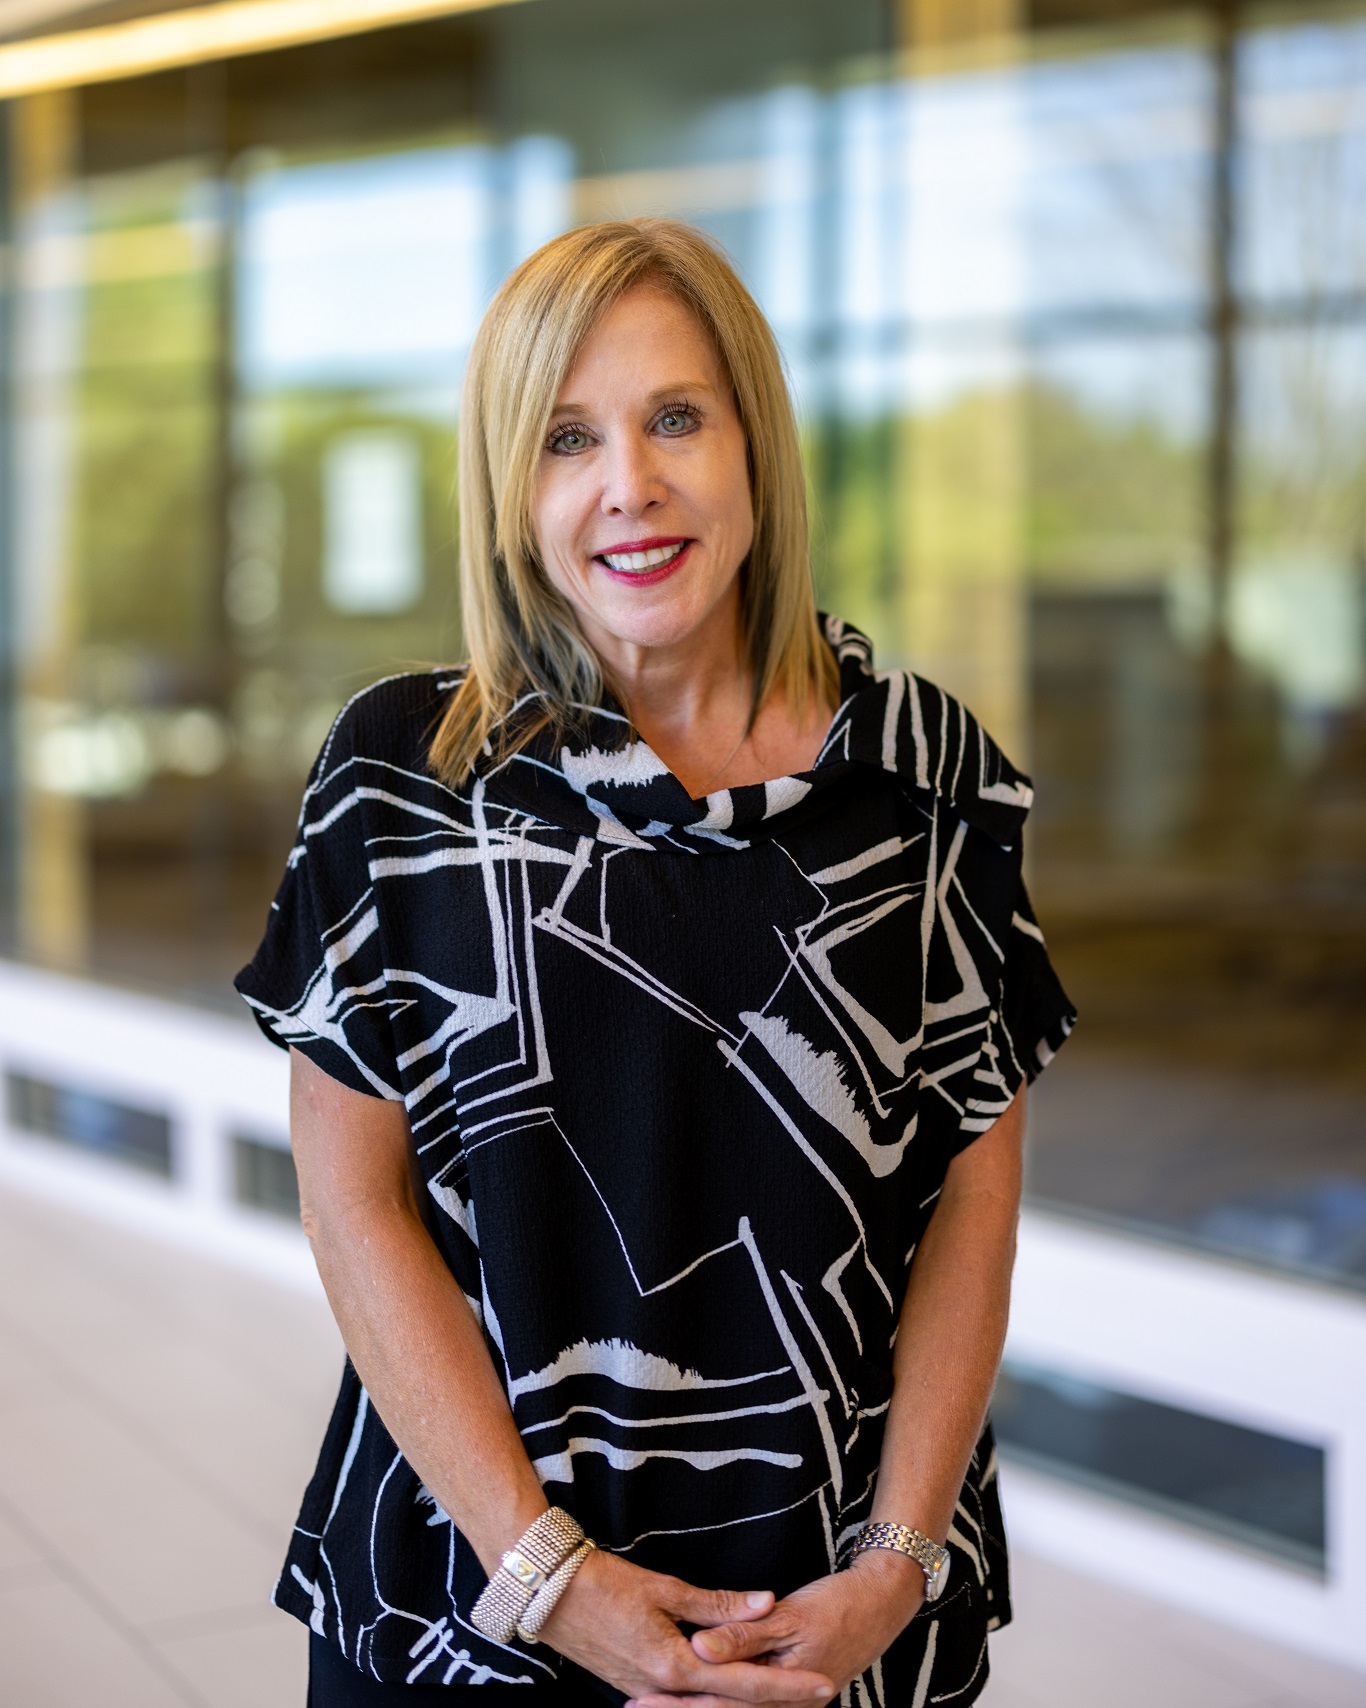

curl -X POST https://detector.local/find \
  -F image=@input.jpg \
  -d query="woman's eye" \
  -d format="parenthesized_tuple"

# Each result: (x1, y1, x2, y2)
(657, 410, 693, 435)
(549, 425, 591, 454)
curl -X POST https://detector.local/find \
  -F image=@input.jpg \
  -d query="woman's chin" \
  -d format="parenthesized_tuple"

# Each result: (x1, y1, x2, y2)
(579, 579, 737, 659)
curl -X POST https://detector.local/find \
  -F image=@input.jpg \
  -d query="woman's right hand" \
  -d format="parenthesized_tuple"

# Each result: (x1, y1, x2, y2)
(540, 1549, 834, 1705)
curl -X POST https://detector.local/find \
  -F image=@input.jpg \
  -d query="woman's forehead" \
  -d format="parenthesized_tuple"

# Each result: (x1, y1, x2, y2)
(555, 286, 726, 403)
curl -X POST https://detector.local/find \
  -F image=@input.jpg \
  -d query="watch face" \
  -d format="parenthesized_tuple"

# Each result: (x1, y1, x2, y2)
(925, 1553, 950, 1602)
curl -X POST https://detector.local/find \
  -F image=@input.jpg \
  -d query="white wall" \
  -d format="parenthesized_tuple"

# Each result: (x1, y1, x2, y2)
(1004, 1211, 1366, 1673)
(0, 957, 1362, 1671)
(0, 956, 313, 1287)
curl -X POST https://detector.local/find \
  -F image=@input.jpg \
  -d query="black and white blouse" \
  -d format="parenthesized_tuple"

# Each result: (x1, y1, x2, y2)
(236, 616, 1075, 1703)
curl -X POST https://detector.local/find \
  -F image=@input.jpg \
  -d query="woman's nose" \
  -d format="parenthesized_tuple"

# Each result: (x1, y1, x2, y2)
(600, 437, 667, 516)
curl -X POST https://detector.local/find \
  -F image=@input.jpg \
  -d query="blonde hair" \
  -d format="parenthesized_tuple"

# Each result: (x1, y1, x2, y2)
(429, 217, 837, 785)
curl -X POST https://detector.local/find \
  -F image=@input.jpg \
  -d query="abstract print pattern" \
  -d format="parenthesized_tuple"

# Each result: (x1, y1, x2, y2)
(237, 617, 1074, 1701)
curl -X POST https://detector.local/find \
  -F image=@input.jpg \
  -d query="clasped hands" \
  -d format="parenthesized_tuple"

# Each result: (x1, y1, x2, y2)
(540, 1545, 926, 1708)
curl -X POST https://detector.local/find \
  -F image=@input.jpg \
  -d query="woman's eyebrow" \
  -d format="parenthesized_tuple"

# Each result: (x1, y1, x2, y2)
(645, 380, 716, 402)
(548, 381, 717, 416)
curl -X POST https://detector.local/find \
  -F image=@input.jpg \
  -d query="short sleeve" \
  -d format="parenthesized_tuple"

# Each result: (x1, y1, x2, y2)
(234, 697, 404, 1101)
(998, 879, 1076, 1082)
(954, 875, 1076, 1147)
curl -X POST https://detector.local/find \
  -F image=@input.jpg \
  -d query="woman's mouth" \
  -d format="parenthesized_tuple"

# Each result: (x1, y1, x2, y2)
(595, 538, 693, 586)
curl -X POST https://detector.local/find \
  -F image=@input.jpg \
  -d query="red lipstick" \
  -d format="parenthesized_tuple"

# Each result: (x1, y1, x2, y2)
(595, 537, 694, 587)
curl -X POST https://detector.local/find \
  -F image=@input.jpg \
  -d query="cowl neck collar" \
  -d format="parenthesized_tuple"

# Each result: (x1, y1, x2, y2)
(475, 616, 1033, 852)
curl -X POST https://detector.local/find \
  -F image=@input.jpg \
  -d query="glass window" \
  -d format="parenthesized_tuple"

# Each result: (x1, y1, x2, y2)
(1024, 6, 1366, 1291)
(1, 0, 1364, 1290)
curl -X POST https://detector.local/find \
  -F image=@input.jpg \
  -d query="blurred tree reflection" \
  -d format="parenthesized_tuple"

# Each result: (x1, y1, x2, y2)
(3, 0, 1365, 1279)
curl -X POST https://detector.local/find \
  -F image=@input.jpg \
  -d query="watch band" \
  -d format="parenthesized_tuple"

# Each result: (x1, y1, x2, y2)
(471, 1508, 586, 1643)
(841, 1521, 952, 1602)
(516, 1538, 596, 1642)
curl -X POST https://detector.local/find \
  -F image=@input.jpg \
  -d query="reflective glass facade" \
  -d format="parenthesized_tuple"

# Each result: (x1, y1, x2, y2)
(1, 0, 1364, 1287)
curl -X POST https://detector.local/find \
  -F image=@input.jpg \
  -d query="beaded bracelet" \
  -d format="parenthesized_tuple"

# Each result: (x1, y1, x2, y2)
(470, 1508, 586, 1644)
(517, 1538, 596, 1642)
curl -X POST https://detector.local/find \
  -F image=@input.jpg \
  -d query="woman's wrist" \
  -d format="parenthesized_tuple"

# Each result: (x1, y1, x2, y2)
(845, 1544, 927, 1635)
(468, 1488, 556, 1577)
(535, 1536, 605, 1641)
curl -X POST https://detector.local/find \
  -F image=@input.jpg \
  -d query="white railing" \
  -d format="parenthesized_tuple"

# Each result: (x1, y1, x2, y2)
(0, 956, 1362, 1673)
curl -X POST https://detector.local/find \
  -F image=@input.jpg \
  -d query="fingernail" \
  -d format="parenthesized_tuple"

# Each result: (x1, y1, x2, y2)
(746, 1591, 770, 1609)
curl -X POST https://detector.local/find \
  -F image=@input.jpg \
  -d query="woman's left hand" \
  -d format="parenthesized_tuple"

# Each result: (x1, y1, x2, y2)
(624, 1550, 926, 1708)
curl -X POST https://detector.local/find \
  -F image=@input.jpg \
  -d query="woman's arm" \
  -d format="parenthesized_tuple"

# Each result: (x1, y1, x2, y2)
(289, 1050, 830, 1704)
(290, 1048, 546, 1563)
(663, 1089, 1026, 1707)
(858, 1080, 1024, 1592)
(682, 1092, 1026, 1699)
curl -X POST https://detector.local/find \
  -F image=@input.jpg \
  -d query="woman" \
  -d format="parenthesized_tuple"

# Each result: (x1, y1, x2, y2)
(237, 218, 1074, 1708)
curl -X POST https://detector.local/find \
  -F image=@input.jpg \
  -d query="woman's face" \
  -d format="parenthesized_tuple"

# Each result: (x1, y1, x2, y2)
(531, 283, 755, 666)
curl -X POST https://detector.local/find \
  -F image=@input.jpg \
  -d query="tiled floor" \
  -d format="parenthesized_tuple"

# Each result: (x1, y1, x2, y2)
(0, 1186, 338, 1707)
(987, 1555, 1366, 1708)
(1, 1185, 1362, 1708)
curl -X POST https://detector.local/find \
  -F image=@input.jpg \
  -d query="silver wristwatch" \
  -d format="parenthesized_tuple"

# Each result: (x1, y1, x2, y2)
(842, 1520, 952, 1602)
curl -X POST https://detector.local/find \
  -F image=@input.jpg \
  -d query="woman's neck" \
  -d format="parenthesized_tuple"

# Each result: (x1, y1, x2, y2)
(610, 604, 749, 777)
(587, 594, 832, 800)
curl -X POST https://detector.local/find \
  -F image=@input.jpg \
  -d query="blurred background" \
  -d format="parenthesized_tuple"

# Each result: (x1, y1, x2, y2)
(0, 1, 1363, 1704)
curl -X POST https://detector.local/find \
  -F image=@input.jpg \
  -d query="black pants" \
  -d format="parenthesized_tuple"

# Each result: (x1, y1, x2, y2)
(308, 1634, 615, 1706)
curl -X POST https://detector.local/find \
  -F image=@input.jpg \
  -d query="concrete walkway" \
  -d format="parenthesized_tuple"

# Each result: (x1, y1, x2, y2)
(0, 1185, 1360, 1708)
